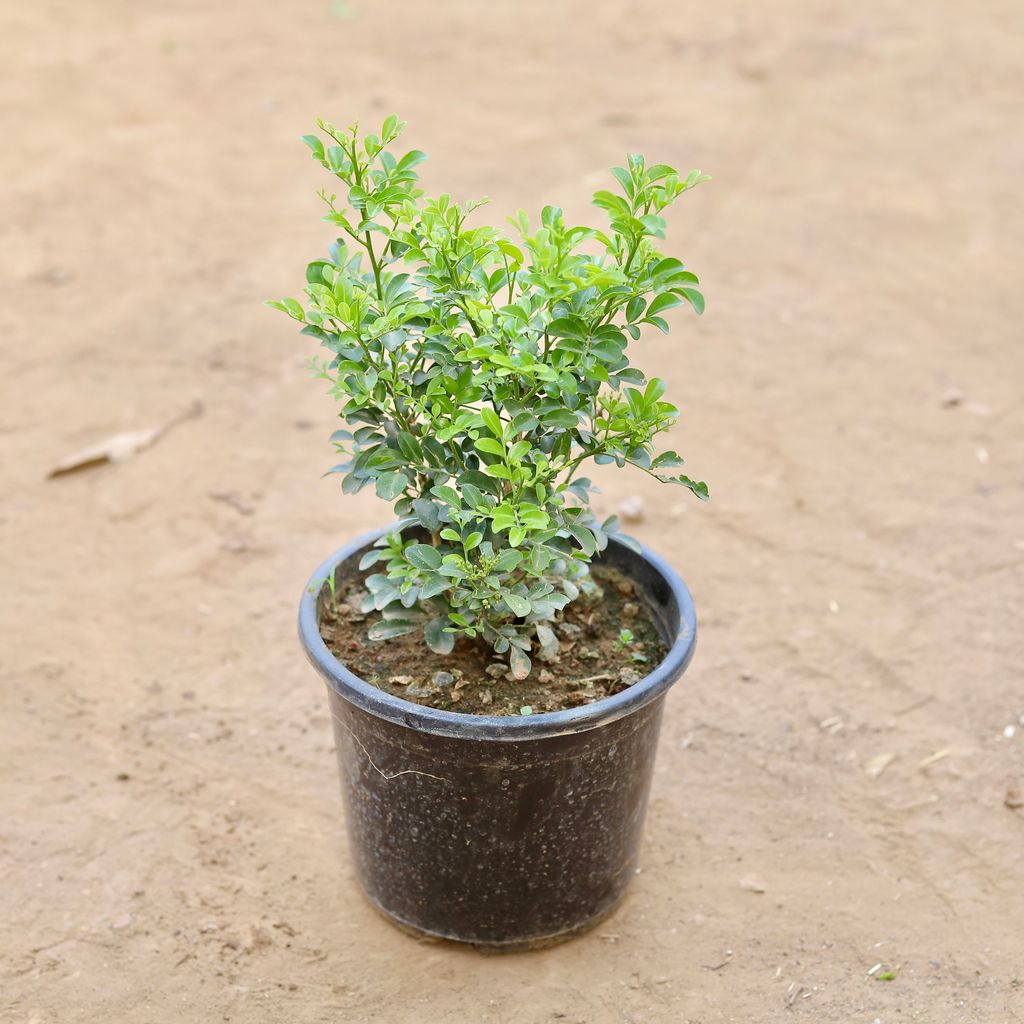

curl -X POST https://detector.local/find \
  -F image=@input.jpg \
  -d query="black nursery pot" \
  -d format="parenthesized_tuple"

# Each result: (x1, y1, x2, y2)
(299, 527, 697, 950)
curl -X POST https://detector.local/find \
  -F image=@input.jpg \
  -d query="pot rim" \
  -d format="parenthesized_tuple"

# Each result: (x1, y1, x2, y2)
(298, 525, 697, 740)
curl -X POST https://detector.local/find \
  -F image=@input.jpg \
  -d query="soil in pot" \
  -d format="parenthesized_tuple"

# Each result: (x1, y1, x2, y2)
(319, 564, 667, 716)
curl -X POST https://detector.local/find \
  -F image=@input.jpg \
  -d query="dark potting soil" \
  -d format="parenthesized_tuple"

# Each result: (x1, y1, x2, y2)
(319, 565, 668, 716)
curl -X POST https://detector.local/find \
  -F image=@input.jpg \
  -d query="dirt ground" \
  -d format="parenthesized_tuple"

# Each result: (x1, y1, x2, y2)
(2, 1, 1023, 1021)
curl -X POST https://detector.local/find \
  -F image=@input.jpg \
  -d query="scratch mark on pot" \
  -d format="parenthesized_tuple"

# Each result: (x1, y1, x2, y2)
(331, 710, 449, 783)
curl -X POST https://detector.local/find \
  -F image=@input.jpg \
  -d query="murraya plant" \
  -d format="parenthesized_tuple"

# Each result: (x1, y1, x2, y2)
(270, 116, 708, 682)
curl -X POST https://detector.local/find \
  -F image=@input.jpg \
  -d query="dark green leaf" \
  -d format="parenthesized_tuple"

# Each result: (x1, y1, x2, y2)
(424, 618, 455, 654)
(504, 593, 531, 617)
(368, 620, 418, 640)
(375, 472, 407, 500)
(406, 543, 442, 570)
(679, 287, 705, 315)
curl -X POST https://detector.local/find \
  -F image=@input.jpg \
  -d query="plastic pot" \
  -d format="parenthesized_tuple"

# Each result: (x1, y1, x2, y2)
(299, 526, 697, 950)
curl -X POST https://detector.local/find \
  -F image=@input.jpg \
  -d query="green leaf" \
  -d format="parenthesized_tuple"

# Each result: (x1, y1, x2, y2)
(438, 557, 468, 578)
(626, 296, 646, 322)
(431, 485, 461, 507)
(397, 431, 423, 462)
(419, 575, 450, 599)
(644, 378, 667, 403)
(474, 437, 505, 457)
(375, 472, 407, 500)
(397, 149, 427, 172)
(480, 407, 504, 438)
(652, 450, 684, 469)
(679, 286, 705, 315)
(507, 440, 531, 463)
(406, 543, 442, 570)
(368, 620, 418, 640)
(509, 646, 531, 680)
(492, 548, 522, 572)
(567, 524, 597, 555)
(424, 618, 455, 655)
(508, 526, 527, 547)
(504, 593, 531, 617)
(678, 475, 709, 500)
(358, 549, 382, 570)
(647, 292, 682, 317)
(301, 135, 325, 161)
(541, 409, 579, 429)
(411, 497, 441, 532)
(545, 317, 586, 341)
(459, 482, 485, 509)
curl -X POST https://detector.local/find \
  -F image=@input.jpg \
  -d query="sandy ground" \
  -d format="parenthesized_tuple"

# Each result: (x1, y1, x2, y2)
(2, 1, 1023, 1021)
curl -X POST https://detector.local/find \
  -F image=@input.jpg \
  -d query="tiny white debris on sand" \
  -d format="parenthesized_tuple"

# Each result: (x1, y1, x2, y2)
(976, 447, 990, 464)
(866, 753, 896, 778)
(918, 748, 950, 769)
(828, 600, 840, 614)
(740, 875, 766, 893)
(617, 495, 645, 522)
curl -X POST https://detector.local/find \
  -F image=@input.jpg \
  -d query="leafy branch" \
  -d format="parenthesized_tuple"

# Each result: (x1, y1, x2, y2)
(269, 116, 709, 678)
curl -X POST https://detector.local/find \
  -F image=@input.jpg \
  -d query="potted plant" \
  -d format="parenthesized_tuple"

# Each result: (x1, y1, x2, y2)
(270, 116, 709, 950)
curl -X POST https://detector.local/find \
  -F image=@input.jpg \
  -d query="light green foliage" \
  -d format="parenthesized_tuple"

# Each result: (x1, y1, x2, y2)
(613, 627, 635, 651)
(269, 116, 708, 678)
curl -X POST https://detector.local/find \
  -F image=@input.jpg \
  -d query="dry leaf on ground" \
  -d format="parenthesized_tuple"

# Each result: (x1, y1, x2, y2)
(48, 401, 203, 478)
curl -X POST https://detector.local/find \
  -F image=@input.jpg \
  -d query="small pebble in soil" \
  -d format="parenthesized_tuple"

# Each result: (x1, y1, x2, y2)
(405, 681, 437, 698)
(557, 622, 583, 639)
(538, 669, 554, 684)
(622, 601, 639, 618)
(619, 666, 642, 687)
(431, 671, 454, 687)
(485, 663, 507, 679)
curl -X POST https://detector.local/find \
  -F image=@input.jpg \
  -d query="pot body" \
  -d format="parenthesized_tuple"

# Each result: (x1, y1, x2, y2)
(301, 529, 697, 949)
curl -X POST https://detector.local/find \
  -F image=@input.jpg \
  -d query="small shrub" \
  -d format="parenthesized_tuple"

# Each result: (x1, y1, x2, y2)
(270, 116, 708, 678)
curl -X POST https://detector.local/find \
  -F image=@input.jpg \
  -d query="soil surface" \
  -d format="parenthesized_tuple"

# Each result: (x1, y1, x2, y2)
(3, 2, 1024, 1023)
(320, 565, 667, 715)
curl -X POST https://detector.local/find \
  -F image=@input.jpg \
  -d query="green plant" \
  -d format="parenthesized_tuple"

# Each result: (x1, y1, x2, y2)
(270, 116, 708, 678)
(613, 627, 635, 651)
